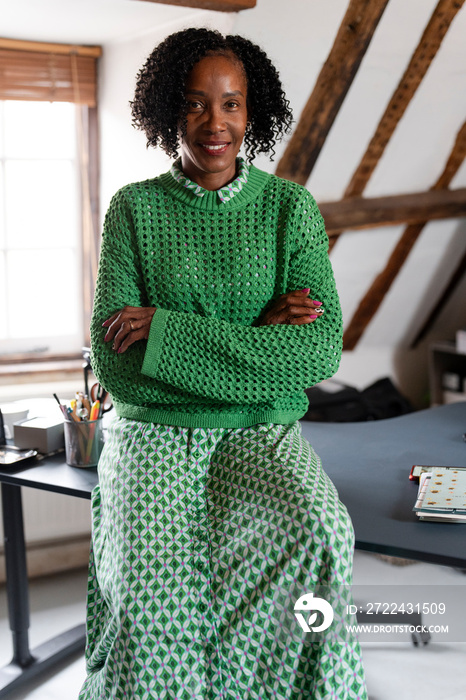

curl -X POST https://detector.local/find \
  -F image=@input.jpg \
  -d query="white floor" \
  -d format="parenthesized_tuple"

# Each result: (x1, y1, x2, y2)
(0, 551, 465, 699)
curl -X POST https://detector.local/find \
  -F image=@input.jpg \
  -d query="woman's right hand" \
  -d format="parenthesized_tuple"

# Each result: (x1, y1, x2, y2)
(103, 305, 156, 353)
(258, 288, 324, 326)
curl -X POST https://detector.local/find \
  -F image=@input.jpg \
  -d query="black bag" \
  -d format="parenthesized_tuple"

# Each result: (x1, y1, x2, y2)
(302, 377, 413, 422)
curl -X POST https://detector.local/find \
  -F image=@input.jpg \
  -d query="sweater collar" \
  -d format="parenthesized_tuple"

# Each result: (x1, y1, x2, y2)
(159, 164, 270, 211)
(169, 157, 250, 203)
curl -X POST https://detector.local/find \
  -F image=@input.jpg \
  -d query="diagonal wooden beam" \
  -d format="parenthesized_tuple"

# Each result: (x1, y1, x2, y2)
(328, 0, 464, 253)
(132, 0, 256, 10)
(343, 121, 466, 350)
(345, 0, 465, 197)
(275, 0, 390, 184)
(320, 187, 466, 235)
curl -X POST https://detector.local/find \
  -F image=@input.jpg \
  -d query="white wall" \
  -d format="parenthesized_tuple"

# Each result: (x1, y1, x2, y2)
(99, 0, 466, 407)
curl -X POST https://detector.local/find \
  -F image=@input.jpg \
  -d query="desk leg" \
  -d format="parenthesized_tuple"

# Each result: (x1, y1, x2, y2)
(1, 483, 33, 668)
(0, 483, 86, 696)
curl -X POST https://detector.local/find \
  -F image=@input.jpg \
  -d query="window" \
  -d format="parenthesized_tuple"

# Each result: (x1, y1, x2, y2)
(0, 39, 101, 363)
(0, 100, 82, 355)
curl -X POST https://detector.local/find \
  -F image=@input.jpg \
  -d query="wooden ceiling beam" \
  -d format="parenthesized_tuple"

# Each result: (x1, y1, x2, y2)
(344, 0, 464, 198)
(132, 0, 256, 11)
(321, 187, 466, 236)
(275, 0, 389, 184)
(328, 0, 464, 253)
(342, 121, 466, 351)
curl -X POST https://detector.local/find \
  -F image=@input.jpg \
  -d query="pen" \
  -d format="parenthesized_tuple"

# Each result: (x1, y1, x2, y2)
(53, 392, 70, 420)
(89, 401, 100, 421)
(69, 399, 81, 422)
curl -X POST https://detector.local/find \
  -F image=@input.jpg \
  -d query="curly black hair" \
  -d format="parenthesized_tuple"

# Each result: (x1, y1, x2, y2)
(131, 27, 293, 161)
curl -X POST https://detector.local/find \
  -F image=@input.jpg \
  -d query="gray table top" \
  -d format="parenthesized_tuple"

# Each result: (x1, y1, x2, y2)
(0, 452, 97, 499)
(301, 401, 466, 568)
(1, 402, 465, 567)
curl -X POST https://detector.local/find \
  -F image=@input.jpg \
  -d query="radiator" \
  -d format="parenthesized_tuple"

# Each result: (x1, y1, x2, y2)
(0, 488, 91, 543)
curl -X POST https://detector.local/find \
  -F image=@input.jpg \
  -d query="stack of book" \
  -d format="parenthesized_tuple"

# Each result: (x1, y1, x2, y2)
(412, 465, 466, 523)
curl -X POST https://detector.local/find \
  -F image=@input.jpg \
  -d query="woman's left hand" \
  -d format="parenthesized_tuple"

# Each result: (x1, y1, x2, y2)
(257, 289, 324, 326)
(103, 306, 156, 353)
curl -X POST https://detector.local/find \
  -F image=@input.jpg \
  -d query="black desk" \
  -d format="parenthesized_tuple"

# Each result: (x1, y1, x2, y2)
(0, 456, 97, 697)
(301, 401, 466, 569)
(1, 402, 465, 695)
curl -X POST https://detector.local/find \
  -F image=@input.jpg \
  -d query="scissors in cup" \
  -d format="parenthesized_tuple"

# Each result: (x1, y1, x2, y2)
(89, 383, 113, 418)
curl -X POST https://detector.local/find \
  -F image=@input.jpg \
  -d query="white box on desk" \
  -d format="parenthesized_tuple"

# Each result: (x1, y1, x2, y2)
(14, 417, 64, 454)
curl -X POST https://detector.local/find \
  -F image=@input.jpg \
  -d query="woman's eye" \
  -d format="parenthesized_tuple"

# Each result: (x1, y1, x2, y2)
(188, 101, 203, 110)
(226, 101, 239, 109)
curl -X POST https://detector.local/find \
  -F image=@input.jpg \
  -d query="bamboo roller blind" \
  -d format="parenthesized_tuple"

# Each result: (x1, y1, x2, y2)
(0, 38, 102, 106)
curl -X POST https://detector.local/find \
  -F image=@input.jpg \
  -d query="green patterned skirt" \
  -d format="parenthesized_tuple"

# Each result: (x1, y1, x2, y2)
(79, 418, 367, 699)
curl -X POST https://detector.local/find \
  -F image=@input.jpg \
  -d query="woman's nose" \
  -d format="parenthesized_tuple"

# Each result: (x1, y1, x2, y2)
(203, 106, 225, 132)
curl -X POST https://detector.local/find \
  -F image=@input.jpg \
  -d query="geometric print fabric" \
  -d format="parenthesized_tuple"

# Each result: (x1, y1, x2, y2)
(79, 418, 367, 699)
(169, 156, 250, 203)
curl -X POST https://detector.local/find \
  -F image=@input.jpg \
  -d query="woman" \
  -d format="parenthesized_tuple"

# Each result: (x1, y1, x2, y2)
(80, 27, 367, 700)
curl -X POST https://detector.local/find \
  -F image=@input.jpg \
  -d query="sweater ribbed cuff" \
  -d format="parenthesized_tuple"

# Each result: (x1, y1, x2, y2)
(141, 308, 170, 378)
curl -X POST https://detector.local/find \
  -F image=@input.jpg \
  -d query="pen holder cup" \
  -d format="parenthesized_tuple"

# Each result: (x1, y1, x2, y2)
(64, 419, 104, 468)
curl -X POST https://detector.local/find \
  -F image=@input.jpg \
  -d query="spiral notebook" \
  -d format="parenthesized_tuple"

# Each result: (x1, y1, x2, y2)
(414, 467, 466, 522)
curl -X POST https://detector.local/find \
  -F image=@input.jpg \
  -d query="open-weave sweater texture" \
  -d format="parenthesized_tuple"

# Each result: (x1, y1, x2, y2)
(90, 165, 343, 428)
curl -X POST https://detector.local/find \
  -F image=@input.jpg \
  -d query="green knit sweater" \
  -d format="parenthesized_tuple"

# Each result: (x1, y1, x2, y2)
(90, 166, 343, 428)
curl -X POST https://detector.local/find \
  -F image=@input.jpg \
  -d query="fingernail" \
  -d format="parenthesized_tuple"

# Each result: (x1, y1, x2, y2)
(102, 320, 109, 327)
(301, 288, 310, 294)
(313, 300, 322, 306)
(117, 348, 123, 354)
(309, 314, 318, 319)
(104, 333, 109, 341)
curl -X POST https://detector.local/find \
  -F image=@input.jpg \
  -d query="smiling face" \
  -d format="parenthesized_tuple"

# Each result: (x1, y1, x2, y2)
(179, 53, 248, 191)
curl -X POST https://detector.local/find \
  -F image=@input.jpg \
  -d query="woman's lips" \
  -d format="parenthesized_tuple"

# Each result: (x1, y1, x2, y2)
(200, 142, 230, 155)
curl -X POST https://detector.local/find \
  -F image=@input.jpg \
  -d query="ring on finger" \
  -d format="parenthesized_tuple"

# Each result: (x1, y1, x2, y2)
(129, 320, 134, 331)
